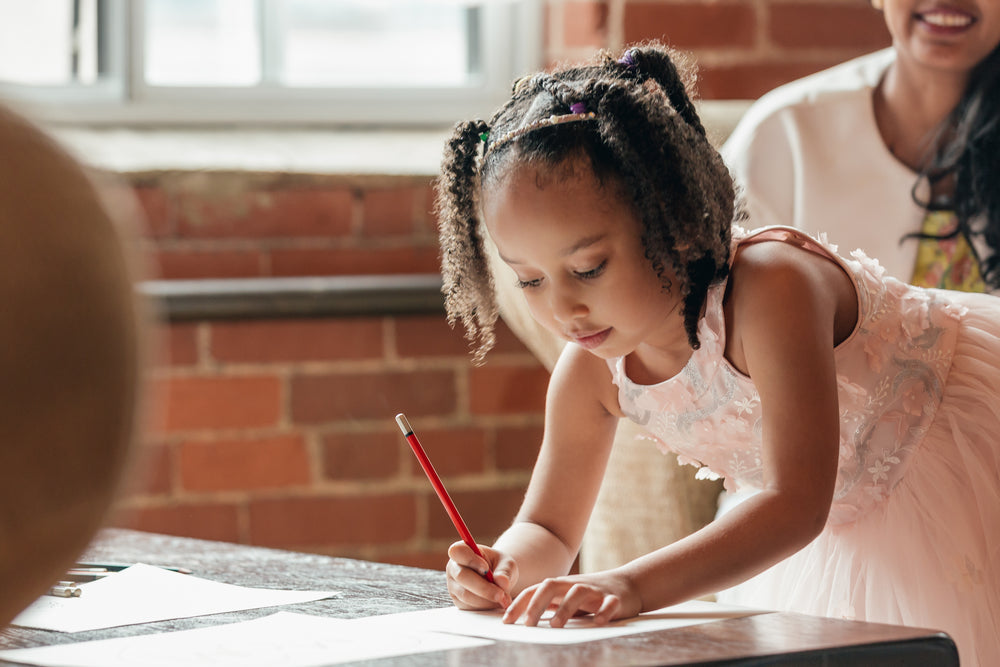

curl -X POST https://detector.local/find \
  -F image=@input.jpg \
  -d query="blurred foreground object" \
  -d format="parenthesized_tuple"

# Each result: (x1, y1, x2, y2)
(0, 103, 142, 627)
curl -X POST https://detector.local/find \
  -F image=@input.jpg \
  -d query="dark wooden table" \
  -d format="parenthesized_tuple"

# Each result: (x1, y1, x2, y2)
(0, 529, 958, 666)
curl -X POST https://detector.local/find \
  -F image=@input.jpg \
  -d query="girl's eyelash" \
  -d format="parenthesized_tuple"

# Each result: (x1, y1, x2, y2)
(575, 260, 607, 279)
(514, 260, 607, 289)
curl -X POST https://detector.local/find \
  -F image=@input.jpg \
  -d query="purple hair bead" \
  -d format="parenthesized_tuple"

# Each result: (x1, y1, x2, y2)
(618, 49, 636, 68)
(569, 102, 587, 115)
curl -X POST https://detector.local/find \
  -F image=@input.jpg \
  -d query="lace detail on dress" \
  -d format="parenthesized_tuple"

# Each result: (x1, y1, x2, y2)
(608, 226, 966, 525)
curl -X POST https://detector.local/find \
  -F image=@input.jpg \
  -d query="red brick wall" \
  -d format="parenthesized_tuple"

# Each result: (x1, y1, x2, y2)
(119, 305, 547, 570)
(111, 1, 891, 568)
(136, 175, 441, 280)
(546, 0, 891, 99)
(112, 172, 549, 570)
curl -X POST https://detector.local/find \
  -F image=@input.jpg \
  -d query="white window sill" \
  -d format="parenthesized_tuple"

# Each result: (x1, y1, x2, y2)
(51, 127, 453, 178)
(49, 101, 750, 178)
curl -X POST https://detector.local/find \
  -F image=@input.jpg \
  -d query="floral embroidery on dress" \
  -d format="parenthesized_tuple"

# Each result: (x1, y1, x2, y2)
(607, 226, 964, 526)
(946, 554, 985, 594)
(867, 451, 900, 483)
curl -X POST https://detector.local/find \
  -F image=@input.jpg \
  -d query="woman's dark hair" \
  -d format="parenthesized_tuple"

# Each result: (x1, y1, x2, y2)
(436, 42, 735, 362)
(911, 44, 1000, 288)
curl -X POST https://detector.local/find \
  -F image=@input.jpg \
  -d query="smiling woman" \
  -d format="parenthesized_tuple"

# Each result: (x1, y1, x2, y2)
(723, 0, 1000, 293)
(0, 104, 143, 628)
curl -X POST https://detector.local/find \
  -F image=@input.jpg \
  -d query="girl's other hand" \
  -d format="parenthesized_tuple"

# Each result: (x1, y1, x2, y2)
(502, 570, 640, 628)
(446, 540, 516, 610)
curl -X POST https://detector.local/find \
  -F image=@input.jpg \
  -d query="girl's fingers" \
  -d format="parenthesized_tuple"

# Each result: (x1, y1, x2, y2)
(446, 559, 499, 609)
(504, 579, 566, 626)
(503, 580, 622, 627)
(446, 542, 511, 610)
(591, 594, 621, 626)
(502, 586, 536, 624)
(548, 584, 603, 628)
(447, 541, 491, 578)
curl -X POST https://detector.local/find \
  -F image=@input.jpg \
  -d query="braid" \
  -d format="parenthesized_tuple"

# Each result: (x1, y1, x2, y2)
(435, 119, 497, 363)
(588, 56, 732, 348)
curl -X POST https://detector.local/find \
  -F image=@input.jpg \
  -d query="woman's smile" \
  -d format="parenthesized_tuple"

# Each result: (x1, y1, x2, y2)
(916, 6, 977, 35)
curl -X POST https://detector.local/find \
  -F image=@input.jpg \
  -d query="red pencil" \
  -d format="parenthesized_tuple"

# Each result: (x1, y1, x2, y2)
(395, 413, 495, 583)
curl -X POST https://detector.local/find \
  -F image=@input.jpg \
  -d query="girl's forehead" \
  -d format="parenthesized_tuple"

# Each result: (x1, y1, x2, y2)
(484, 155, 616, 209)
(484, 162, 607, 221)
(482, 158, 640, 250)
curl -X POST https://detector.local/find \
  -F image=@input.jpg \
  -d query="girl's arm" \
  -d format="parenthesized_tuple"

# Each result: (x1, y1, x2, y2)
(446, 343, 621, 610)
(505, 241, 852, 626)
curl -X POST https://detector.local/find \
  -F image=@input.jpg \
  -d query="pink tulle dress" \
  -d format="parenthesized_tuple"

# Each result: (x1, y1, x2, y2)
(607, 226, 999, 666)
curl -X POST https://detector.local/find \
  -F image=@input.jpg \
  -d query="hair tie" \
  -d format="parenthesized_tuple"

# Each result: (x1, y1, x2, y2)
(618, 48, 637, 69)
(569, 102, 587, 114)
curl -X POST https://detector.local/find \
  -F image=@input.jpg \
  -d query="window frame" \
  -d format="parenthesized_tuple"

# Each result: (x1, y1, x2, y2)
(1, 0, 542, 127)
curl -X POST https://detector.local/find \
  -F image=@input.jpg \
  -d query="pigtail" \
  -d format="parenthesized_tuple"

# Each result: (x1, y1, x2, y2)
(435, 120, 498, 363)
(590, 63, 732, 349)
(613, 44, 706, 137)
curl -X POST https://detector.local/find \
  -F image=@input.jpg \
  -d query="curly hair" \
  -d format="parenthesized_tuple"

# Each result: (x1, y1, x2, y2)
(435, 42, 735, 362)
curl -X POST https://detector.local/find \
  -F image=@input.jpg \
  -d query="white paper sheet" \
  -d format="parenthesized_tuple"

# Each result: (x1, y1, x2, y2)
(12, 564, 337, 633)
(353, 599, 767, 644)
(0, 612, 494, 667)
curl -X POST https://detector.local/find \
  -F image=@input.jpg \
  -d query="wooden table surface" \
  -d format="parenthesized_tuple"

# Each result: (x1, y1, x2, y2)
(0, 529, 958, 666)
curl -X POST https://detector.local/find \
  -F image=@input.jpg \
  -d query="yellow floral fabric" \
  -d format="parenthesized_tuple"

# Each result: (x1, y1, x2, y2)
(910, 210, 985, 292)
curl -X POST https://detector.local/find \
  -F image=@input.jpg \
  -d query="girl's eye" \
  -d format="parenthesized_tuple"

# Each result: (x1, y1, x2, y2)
(515, 277, 542, 289)
(575, 260, 607, 280)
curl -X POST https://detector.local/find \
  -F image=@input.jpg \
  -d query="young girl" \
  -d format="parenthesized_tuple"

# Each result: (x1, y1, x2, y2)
(434, 43, 999, 665)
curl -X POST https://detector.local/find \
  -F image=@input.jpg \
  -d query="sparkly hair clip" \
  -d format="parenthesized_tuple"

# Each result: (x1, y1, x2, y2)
(484, 102, 597, 156)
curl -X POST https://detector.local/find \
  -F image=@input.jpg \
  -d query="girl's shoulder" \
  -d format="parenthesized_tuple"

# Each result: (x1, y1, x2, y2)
(550, 341, 626, 419)
(726, 227, 859, 367)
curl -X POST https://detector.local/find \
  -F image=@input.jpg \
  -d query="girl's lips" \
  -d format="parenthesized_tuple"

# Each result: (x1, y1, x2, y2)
(572, 328, 612, 350)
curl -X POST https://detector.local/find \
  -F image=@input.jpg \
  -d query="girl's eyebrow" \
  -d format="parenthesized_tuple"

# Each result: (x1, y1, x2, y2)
(499, 233, 608, 265)
(560, 233, 608, 257)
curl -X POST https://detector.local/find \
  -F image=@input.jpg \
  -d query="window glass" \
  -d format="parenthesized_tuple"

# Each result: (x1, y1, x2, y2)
(0, 0, 100, 85)
(145, 0, 260, 86)
(275, 1, 474, 88)
(0, 0, 538, 125)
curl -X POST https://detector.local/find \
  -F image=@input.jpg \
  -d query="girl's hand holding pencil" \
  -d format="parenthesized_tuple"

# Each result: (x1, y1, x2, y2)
(395, 413, 512, 610)
(445, 541, 513, 611)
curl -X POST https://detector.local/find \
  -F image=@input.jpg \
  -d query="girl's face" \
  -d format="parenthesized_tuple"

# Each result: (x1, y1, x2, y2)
(880, 0, 1000, 75)
(482, 158, 688, 361)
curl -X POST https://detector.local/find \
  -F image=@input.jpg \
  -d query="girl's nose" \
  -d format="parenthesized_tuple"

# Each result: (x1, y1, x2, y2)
(549, 284, 589, 323)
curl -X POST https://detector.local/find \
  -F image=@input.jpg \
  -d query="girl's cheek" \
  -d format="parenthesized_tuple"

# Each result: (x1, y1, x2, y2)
(525, 298, 559, 330)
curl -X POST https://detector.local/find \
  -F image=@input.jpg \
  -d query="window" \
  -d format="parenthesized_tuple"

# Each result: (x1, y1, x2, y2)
(0, 0, 542, 126)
